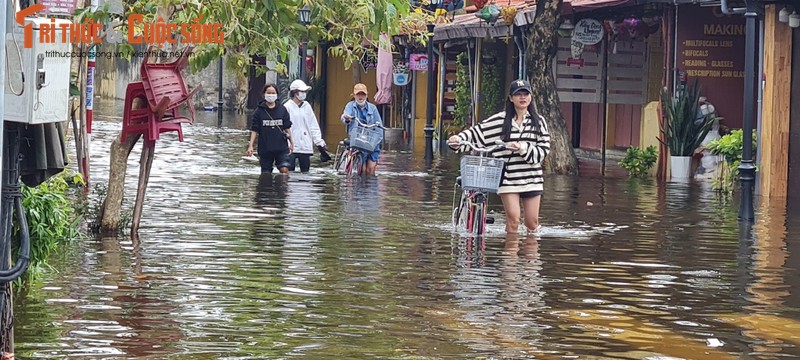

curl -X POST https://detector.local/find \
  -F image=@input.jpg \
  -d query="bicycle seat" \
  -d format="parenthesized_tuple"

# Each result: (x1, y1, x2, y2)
(456, 176, 461, 186)
(340, 138, 350, 146)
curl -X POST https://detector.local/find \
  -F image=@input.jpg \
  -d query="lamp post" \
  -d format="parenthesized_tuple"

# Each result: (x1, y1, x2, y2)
(738, 0, 758, 222)
(217, 55, 223, 127)
(424, 23, 436, 167)
(298, 5, 312, 83)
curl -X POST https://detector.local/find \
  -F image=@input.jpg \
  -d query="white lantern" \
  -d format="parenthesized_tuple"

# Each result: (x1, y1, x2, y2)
(790, 11, 800, 28)
(779, 7, 789, 23)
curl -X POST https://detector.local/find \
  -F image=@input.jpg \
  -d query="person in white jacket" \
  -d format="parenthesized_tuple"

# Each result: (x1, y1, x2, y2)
(284, 79, 327, 172)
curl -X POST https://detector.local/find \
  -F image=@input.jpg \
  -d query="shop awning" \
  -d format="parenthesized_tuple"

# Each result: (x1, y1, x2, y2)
(432, 0, 635, 41)
(564, 0, 634, 13)
(432, 0, 537, 42)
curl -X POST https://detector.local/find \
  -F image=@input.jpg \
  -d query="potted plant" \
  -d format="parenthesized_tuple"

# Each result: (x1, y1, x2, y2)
(393, 61, 410, 86)
(619, 145, 658, 178)
(659, 80, 718, 179)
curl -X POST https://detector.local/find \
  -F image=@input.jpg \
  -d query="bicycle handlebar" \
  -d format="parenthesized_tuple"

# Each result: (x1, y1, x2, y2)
(448, 140, 506, 153)
(346, 117, 385, 129)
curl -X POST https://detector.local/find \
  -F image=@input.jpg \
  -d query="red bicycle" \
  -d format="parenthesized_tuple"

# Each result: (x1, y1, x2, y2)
(449, 140, 507, 236)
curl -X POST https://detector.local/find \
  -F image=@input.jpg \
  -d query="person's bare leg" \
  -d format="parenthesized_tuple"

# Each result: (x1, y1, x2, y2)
(521, 195, 542, 232)
(366, 160, 378, 176)
(500, 193, 521, 234)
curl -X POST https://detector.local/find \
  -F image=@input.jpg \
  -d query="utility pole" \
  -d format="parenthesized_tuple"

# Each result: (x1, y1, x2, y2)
(424, 23, 435, 167)
(217, 56, 223, 127)
(0, 0, 7, 195)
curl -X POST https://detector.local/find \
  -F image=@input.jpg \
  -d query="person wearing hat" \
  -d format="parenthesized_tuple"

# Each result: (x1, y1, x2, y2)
(284, 79, 328, 173)
(340, 83, 384, 176)
(447, 79, 551, 234)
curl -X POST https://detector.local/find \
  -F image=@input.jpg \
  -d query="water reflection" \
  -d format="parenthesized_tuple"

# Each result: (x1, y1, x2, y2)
(11, 112, 800, 358)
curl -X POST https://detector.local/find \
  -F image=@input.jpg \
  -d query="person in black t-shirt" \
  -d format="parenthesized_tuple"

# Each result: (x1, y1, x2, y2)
(247, 84, 294, 174)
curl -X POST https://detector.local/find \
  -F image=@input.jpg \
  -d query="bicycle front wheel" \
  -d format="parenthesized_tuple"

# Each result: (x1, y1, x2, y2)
(453, 192, 469, 231)
(349, 152, 363, 176)
(468, 195, 487, 235)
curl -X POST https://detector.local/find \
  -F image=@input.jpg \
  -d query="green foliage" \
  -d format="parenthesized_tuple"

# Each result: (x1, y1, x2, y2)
(453, 53, 471, 130)
(706, 129, 758, 194)
(659, 80, 718, 156)
(13, 170, 85, 283)
(619, 145, 658, 178)
(479, 59, 502, 120)
(72, 0, 411, 78)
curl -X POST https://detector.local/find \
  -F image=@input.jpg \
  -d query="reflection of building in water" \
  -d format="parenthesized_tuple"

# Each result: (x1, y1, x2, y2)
(447, 235, 545, 357)
(342, 177, 384, 222)
(280, 176, 326, 304)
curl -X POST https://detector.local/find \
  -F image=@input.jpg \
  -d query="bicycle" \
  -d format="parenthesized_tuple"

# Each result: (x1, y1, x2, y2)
(334, 118, 385, 176)
(449, 140, 507, 236)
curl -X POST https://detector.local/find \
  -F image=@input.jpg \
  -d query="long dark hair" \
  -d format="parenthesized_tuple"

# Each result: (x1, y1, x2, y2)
(501, 95, 541, 141)
(263, 84, 279, 96)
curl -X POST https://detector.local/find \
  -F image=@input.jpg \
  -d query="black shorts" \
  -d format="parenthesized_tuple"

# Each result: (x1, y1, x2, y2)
(259, 150, 291, 173)
(519, 190, 543, 199)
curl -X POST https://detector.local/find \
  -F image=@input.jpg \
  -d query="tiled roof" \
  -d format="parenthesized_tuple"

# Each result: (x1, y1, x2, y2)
(433, 0, 536, 41)
(432, 0, 633, 41)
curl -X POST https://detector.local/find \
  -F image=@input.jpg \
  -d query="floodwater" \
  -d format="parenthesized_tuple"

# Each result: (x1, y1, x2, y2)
(12, 103, 800, 359)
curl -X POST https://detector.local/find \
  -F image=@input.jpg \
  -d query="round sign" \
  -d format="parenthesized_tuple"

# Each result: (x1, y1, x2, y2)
(572, 18, 604, 45)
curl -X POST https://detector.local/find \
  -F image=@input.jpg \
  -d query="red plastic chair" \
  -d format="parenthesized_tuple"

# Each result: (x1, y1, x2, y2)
(139, 45, 199, 123)
(121, 82, 190, 143)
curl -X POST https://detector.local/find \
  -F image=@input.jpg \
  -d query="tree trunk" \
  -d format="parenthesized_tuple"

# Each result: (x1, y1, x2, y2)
(526, 0, 579, 175)
(98, 4, 173, 234)
(99, 133, 140, 233)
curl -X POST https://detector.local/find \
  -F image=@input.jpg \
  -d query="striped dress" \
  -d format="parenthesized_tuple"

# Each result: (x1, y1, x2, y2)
(454, 111, 551, 194)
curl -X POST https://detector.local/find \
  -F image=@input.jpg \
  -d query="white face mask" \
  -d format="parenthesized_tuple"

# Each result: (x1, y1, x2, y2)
(356, 99, 366, 106)
(264, 94, 278, 103)
(296, 92, 307, 101)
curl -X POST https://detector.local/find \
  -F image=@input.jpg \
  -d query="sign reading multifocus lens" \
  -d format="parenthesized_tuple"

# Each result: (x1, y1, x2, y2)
(572, 18, 604, 45)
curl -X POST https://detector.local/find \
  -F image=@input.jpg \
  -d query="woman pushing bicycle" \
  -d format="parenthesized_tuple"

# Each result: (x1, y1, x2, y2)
(341, 83, 384, 176)
(448, 79, 551, 234)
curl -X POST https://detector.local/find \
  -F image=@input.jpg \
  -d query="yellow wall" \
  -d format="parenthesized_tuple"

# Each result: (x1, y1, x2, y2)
(324, 51, 433, 143)
(324, 55, 378, 143)
(414, 72, 429, 141)
(640, 101, 662, 177)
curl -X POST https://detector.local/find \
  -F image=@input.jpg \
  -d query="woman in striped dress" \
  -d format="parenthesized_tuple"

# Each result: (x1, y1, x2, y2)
(448, 79, 551, 234)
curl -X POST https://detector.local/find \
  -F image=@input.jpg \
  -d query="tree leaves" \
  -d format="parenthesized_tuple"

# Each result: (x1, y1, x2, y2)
(71, 0, 411, 78)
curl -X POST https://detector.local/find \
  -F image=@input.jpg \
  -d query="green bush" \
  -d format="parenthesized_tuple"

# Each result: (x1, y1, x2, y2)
(479, 60, 502, 120)
(453, 52, 471, 130)
(705, 129, 757, 194)
(13, 170, 84, 282)
(619, 145, 658, 178)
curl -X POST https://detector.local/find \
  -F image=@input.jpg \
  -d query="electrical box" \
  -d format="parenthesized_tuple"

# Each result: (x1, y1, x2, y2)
(4, 17, 73, 124)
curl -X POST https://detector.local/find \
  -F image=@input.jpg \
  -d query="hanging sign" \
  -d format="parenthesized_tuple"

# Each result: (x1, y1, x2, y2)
(408, 54, 429, 71)
(573, 18, 604, 45)
(38, 0, 78, 15)
(360, 51, 378, 73)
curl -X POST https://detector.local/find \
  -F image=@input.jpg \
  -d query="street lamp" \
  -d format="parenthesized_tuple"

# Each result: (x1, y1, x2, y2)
(738, 0, 758, 222)
(424, 23, 436, 167)
(298, 5, 312, 83)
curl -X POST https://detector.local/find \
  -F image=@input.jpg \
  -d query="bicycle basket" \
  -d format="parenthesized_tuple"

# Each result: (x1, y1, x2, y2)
(460, 156, 505, 192)
(349, 123, 383, 151)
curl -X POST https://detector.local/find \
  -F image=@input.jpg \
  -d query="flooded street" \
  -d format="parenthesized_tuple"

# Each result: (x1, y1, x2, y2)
(12, 103, 800, 359)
